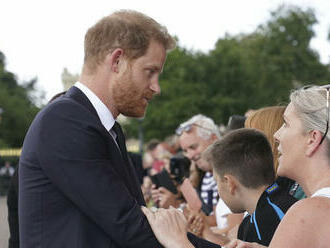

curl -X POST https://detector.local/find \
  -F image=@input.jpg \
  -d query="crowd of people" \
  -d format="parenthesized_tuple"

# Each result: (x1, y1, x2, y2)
(140, 106, 305, 247)
(142, 86, 330, 248)
(6, 8, 330, 248)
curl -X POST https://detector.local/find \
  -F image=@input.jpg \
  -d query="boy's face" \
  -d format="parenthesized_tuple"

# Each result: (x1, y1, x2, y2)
(214, 170, 244, 214)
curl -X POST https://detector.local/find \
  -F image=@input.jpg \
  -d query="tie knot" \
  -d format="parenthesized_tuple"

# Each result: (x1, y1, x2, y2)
(111, 121, 121, 135)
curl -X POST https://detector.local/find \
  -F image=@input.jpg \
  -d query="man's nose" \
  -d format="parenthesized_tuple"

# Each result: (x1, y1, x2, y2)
(187, 151, 198, 161)
(150, 78, 161, 95)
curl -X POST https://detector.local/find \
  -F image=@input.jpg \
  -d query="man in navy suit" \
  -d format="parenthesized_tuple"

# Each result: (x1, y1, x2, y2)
(18, 10, 175, 248)
(19, 9, 221, 248)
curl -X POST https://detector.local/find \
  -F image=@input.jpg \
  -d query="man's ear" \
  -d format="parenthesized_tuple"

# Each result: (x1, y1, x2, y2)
(105, 48, 124, 73)
(223, 175, 238, 195)
(306, 130, 323, 156)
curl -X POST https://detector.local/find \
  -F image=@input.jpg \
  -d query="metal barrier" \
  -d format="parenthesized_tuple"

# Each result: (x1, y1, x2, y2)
(0, 149, 21, 157)
(0, 147, 139, 157)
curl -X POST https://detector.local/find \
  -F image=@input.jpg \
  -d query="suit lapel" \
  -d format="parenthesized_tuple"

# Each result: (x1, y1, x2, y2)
(66, 87, 145, 205)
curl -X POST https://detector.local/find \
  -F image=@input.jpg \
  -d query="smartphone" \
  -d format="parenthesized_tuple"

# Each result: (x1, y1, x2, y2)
(150, 169, 178, 194)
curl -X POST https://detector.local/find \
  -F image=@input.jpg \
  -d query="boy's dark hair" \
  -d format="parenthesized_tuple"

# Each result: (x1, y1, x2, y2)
(204, 128, 275, 188)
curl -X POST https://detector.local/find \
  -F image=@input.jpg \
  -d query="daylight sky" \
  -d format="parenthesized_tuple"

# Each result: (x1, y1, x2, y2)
(1, 0, 330, 102)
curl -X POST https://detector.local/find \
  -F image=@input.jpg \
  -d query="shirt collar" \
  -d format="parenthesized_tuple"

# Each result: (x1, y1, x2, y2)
(74, 81, 115, 131)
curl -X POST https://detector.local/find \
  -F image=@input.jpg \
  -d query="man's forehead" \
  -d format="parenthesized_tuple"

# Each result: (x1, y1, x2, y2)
(179, 129, 198, 140)
(179, 131, 198, 146)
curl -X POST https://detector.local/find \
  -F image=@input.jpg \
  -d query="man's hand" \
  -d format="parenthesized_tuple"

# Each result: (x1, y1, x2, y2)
(185, 209, 204, 237)
(141, 206, 194, 248)
(151, 185, 180, 208)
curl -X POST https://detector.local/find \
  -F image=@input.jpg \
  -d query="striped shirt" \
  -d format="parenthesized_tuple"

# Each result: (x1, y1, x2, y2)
(200, 172, 218, 207)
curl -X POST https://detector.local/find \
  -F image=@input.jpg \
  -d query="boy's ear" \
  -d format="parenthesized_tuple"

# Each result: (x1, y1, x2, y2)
(223, 174, 238, 195)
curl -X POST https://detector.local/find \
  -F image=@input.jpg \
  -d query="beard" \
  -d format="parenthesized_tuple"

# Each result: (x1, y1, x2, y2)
(112, 70, 151, 118)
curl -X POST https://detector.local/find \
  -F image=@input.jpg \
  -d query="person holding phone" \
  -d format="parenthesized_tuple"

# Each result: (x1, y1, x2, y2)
(143, 85, 330, 248)
(151, 114, 243, 243)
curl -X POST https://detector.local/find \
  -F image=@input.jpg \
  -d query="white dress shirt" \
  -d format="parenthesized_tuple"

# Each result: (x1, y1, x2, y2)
(74, 82, 117, 140)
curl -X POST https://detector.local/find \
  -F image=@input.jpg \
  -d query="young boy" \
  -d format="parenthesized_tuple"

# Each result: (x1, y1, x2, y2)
(203, 128, 297, 246)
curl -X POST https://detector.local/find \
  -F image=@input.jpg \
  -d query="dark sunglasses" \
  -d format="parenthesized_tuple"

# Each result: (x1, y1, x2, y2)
(175, 123, 215, 136)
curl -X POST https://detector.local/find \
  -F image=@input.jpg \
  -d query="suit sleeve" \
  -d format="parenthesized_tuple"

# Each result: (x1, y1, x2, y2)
(36, 101, 162, 247)
(187, 233, 222, 248)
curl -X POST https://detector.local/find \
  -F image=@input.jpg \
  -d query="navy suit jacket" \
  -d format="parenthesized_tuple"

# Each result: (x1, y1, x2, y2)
(19, 86, 163, 248)
(19, 86, 221, 248)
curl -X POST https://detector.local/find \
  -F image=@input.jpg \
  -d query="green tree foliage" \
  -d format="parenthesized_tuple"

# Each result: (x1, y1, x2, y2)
(124, 5, 330, 142)
(0, 51, 40, 148)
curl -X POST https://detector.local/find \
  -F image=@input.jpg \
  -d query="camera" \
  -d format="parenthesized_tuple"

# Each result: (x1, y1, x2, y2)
(170, 155, 191, 184)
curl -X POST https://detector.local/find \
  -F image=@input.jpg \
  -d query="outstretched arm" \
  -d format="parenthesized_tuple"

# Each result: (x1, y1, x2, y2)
(142, 206, 194, 248)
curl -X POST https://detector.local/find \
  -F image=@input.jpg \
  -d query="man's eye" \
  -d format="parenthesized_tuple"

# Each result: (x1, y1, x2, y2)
(191, 145, 198, 150)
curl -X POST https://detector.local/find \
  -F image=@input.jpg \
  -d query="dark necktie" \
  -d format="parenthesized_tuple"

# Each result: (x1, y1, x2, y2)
(111, 121, 127, 158)
(111, 121, 145, 203)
